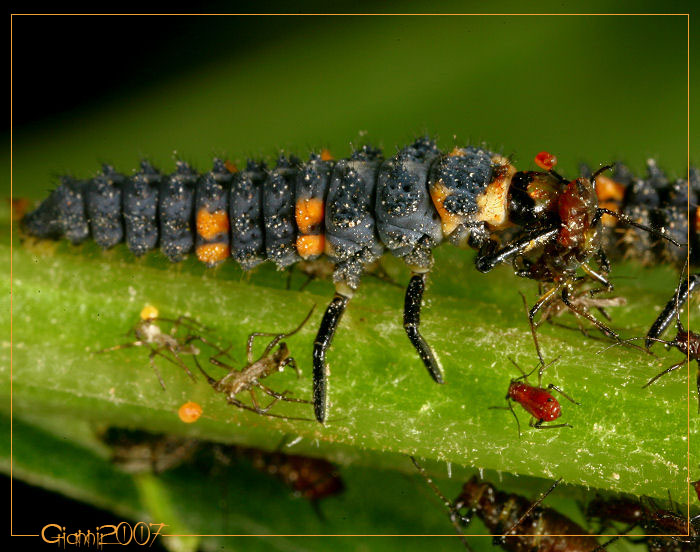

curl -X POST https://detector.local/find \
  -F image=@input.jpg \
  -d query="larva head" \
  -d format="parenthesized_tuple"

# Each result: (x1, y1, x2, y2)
(507, 171, 564, 228)
(504, 151, 568, 228)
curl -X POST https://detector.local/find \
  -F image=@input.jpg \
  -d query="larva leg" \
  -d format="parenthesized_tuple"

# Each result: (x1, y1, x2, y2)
(646, 273, 698, 348)
(474, 227, 558, 273)
(313, 292, 350, 423)
(403, 272, 444, 384)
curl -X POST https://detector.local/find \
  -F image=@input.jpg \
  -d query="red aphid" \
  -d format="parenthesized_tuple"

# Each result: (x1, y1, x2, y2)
(493, 353, 578, 437)
(507, 381, 562, 421)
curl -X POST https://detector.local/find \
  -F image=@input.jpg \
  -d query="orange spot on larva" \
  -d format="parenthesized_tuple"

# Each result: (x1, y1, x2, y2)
(594, 174, 626, 202)
(178, 401, 202, 423)
(140, 305, 159, 320)
(475, 156, 516, 229)
(295, 198, 325, 235)
(429, 181, 463, 236)
(534, 151, 557, 171)
(10, 198, 30, 221)
(296, 234, 325, 259)
(224, 160, 238, 173)
(594, 175, 625, 227)
(320, 149, 334, 161)
(196, 243, 230, 265)
(196, 209, 230, 241)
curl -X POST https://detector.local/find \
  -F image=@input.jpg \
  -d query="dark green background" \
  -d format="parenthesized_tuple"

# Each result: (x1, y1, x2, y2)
(9, 6, 694, 195)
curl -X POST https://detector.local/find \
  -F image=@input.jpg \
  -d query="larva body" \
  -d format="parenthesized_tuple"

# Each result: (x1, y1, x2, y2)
(23, 139, 503, 282)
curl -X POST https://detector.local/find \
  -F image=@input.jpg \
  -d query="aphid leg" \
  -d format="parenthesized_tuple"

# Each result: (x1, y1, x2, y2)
(193, 356, 220, 391)
(152, 346, 197, 383)
(581, 263, 614, 292)
(531, 418, 572, 430)
(257, 382, 312, 405)
(403, 271, 444, 384)
(225, 396, 316, 422)
(475, 227, 558, 273)
(184, 334, 235, 364)
(280, 355, 302, 378)
(160, 315, 213, 335)
(148, 349, 167, 390)
(313, 291, 350, 423)
(97, 341, 146, 353)
(500, 478, 562, 538)
(525, 284, 564, 366)
(595, 247, 611, 275)
(642, 361, 685, 388)
(646, 273, 698, 348)
(561, 283, 620, 340)
(207, 341, 236, 365)
(547, 384, 580, 405)
(408, 456, 474, 551)
(249, 388, 278, 413)
(246, 306, 316, 364)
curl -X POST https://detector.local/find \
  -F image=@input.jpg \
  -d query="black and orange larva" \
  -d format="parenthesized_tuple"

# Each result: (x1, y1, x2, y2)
(21, 138, 685, 423)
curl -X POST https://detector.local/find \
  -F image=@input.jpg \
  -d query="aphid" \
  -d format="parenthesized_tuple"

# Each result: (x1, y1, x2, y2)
(216, 445, 344, 503)
(178, 400, 203, 423)
(100, 427, 200, 474)
(101, 427, 344, 504)
(586, 495, 649, 535)
(99, 305, 229, 389)
(476, 155, 681, 347)
(490, 293, 579, 436)
(586, 494, 700, 551)
(491, 354, 579, 437)
(644, 501, 700, 552)
(196, 307, 316, 421)
(537, 282, 627, 339)
(410, 457, 605, 552)
(22, 141, 683, 423)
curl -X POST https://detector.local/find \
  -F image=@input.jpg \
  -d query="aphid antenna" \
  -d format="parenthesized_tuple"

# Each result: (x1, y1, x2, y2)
(488, 398, 521, 439)
(408, 456, 474, 551)
(592, 207, 685, 248)
(519, 291, 546, 369)
(508, 355, 561, 389)
(591, 164, 614, 183)
(597, 336, 666, 357)
(499, 477, 563, 540)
